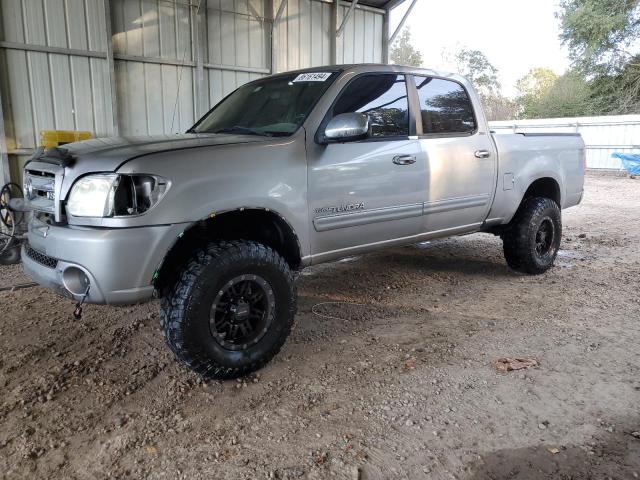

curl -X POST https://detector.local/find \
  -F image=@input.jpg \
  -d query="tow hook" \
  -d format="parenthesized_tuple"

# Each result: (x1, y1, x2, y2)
(73, 285, 91, 320)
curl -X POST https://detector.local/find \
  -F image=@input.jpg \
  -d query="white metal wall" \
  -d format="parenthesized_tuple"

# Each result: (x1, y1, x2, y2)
(112, 0, 196, 135)
(274, 0, 332, 72)
(0, 0, 386, 183)
(111, 0, 271, 135)
(273, 0, 384, 72)
(336, 2, 383, 64)
(490, 115, 640, 170)
(0, 0, 114, 181)
(205, 0, 269, 104)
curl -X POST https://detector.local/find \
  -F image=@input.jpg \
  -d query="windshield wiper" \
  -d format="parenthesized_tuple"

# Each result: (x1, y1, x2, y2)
(261, 131, 291, 137)
(212, 126, 270, 137)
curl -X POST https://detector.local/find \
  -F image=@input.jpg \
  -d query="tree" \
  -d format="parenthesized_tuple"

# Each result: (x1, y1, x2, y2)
(516, 68, 560, 118)
(557, 0, 640, 113)
(450, 48, 516, 120)
(533, 72, 594, 118)
(515, 68, 595, 119)
(590, 61, 640, 113)
(482, 94, 519, 121)
(558, 0, 639, 74)
(453, 49, 501, 99)
(389, 28, 423, 67)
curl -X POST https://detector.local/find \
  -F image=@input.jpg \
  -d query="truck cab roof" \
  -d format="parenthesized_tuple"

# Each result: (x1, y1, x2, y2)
(267, 63, 471, 88)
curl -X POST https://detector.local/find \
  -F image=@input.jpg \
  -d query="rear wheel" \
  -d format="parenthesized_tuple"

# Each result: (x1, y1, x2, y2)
(160, 240, 296, 379)
(503, 197, 561, 274)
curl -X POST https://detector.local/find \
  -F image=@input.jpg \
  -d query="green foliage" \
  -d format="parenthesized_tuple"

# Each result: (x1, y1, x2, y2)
(558, 0, 640, 73)
(454, 49, 501, 98)
(515, 68, 595, 119)
(482, 94, 519, 122)
(590, 58, 640, 113)
(516, 68, 559, 118)
(534, 72, 594, 117)
(451, 48, 516, 120)
(389, 29, 423, 67)
(557, 0, 640, 114)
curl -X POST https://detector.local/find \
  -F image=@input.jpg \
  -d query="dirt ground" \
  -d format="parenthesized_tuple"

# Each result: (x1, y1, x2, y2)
(0, 175, 639, 480)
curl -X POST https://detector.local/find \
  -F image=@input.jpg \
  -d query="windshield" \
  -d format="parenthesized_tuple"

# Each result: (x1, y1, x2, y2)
(191, 71, 338, 137)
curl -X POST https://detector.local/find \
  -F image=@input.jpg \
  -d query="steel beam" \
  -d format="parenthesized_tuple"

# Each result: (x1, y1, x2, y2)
(0, 0, 10, 184)
(389, 0, 417, 45)
(208, 5, 269, 21)
(330, 0, 338, 64)
(193, 0, 207, 118)
(205, 63, 268, 74)
(0, 85, 10, 185)
(246, 2, 265, 24)
(113, 53, 270, 74)
(271, 0, 289, 74)
(103, 0, 120, 136)
(382, 9, 389, 63)
(5, 149, 34, 155)
(268, 0, 276, 73)
(0, 41, 107, 59)
(336, 0, 358, 38)
(312, 0, 385, 14)
(274, 0, 289, 26)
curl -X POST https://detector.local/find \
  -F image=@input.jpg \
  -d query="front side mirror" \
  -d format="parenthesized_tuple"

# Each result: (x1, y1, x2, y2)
(321, 112, 369, 144)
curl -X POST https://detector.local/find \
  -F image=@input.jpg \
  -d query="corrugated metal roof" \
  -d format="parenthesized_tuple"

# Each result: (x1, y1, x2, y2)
(359, 0, 396, 8)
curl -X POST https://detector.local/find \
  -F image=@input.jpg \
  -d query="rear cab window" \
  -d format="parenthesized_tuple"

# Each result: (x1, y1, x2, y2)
(412, 76, 477, 136)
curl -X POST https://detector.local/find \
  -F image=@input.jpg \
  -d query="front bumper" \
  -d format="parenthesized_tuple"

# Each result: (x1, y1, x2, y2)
(22, 217, 188, 305)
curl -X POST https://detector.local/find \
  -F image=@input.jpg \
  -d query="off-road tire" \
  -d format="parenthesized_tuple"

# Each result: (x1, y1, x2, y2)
(160, 240, 296, 379)
(503, 197, 562, 274)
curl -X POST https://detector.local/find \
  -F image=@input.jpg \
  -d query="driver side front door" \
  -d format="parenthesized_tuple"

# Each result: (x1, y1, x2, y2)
(306, 73, 427, 263)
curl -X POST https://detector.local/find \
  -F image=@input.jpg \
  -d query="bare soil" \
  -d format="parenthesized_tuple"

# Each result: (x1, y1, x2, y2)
(0, 175, 639, 480)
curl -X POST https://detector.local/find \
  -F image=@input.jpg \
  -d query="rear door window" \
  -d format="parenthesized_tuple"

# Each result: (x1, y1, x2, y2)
(413, 76, 476, 135)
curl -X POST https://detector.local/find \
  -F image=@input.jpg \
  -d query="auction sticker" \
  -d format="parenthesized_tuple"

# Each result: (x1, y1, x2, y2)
(293, 72, 332, 82)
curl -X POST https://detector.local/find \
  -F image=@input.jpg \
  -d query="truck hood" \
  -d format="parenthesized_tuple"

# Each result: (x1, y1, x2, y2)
(56, 133, 269, 195)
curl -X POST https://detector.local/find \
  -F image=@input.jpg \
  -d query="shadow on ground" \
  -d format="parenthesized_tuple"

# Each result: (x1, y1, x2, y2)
(467, 425, 640, 479)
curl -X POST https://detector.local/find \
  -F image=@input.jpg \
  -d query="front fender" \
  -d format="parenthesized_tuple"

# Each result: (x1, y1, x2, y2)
(66, 133, 311, 259)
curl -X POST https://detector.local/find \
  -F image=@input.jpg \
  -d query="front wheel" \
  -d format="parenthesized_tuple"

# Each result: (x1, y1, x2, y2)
(502, 197, 562, 274)
(160, 240, 297, 379)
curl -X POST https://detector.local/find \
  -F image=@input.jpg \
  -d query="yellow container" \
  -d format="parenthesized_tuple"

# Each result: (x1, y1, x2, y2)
(40, 130, 92, 149)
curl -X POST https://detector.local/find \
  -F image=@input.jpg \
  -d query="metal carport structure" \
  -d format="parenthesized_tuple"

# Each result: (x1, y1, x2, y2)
(0, 0, 413, 185)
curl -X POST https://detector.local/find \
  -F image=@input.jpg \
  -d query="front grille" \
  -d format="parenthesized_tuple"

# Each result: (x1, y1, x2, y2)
(23, 162, 63, 221)
(24, 170, 56, 214)
(25, 244, 58, 269)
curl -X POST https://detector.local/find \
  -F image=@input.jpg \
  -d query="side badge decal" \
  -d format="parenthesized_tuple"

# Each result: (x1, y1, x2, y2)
(314, 202, 364, 215)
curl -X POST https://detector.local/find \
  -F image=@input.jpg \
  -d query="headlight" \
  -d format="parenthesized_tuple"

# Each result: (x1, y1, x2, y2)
(67, 174, 168, 218)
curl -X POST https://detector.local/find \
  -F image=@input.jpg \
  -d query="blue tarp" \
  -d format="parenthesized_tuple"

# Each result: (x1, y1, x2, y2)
(613, 153, 640, 176)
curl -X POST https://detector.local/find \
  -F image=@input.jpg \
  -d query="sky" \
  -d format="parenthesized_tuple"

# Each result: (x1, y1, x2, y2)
(390, 0, 572, 98)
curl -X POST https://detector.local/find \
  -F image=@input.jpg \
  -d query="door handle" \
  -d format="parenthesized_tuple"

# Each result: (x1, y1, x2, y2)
(475, 150, 491, 159)
(393, 155, 416, 165)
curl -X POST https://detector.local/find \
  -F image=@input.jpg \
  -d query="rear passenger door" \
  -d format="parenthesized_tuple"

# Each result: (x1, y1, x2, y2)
(411, 75, 497, 233)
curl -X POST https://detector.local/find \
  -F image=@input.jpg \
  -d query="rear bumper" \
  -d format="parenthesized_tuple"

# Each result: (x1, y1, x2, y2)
(22, 217, 188, 305)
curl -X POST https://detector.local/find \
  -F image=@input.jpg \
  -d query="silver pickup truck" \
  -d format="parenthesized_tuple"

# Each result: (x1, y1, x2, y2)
(21, 64, 585, 378)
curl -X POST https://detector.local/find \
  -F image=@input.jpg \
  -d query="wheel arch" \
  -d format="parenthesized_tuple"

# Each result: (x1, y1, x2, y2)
(521, 176, 562, 210)
(153, 207, 302, 297)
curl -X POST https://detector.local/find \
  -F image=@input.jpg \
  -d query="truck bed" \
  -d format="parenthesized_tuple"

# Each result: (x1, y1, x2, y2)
(485, 132, 586, 223)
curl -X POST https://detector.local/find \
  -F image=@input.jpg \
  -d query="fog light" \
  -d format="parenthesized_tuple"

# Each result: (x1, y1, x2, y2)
(62, 267, 90, 296)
